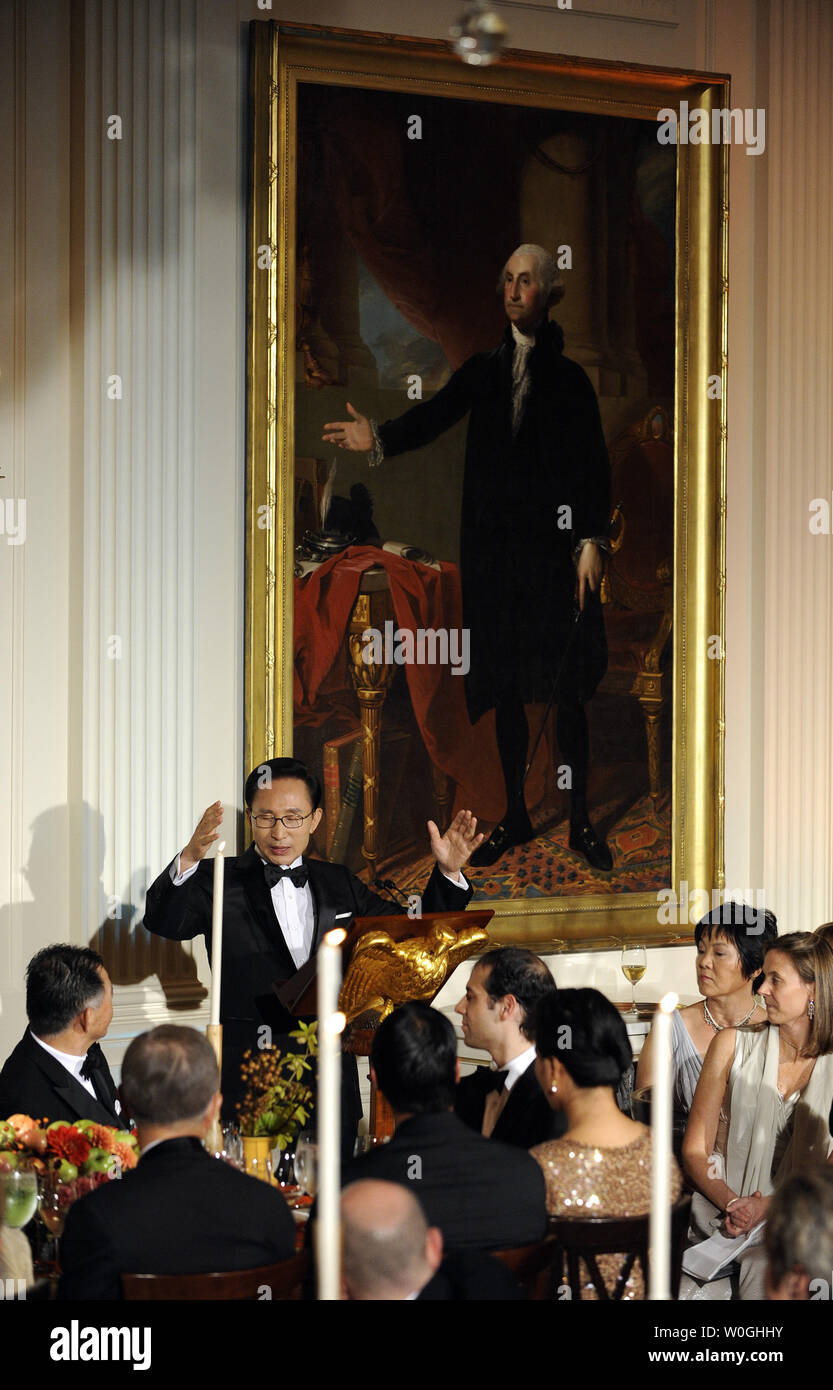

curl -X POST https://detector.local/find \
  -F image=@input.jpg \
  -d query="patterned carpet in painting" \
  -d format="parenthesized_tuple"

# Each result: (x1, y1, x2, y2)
(386, 782, 671, 902)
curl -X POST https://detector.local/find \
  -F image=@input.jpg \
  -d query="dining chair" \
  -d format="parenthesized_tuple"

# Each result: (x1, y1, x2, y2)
(493, 1236, 561, 1300)
(121, 1250, 308, 1301)
(548, 1194, 692, 1300)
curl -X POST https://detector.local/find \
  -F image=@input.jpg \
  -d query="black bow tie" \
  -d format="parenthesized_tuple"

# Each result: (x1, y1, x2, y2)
(263, 862, 309, 890)
(80, 1043, 105, 1080)
(486, 1069, 508, 1093)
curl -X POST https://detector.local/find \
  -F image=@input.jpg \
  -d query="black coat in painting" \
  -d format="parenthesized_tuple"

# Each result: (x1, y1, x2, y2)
(378, 319, 611, 723)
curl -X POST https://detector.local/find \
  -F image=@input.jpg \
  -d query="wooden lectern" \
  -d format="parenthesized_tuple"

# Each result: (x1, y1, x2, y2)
(274, 909, 493, 1142)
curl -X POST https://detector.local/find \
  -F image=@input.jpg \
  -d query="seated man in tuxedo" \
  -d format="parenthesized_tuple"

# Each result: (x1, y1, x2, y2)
(0, 945, 121, 1127)
(143, 757, 480, 1136)
(455, 947, 566, 1149)
(336, 1002, 547, 1252)
(59, 1025, 295, 1300)
(341, 1179, 523, 1301)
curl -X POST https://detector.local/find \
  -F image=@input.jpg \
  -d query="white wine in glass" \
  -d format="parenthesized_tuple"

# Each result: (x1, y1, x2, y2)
(621, 946, 647, 1017)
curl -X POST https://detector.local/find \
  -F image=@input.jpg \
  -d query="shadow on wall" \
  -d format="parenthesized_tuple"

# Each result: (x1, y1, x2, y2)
(0, 803, 206, 1011)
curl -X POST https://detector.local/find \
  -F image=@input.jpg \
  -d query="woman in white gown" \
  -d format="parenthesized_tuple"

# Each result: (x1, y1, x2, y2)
(683, 932, 833, 1300)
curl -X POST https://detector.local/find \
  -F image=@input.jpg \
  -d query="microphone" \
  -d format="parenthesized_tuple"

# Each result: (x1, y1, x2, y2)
(373, 877, 411, 909)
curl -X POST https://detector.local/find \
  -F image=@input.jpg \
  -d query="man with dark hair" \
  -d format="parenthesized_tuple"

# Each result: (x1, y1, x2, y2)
(58, 1025, 295, 1300)
(0, 945, 120, 1126)
(324, 244, 612, 871)
(335, 1002, 547, 1252)
(454, 948, 566, 1148)
(143, 757, 481, 1131)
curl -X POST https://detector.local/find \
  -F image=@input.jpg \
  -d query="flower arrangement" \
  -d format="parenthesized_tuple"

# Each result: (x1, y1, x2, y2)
(0, 1113, 139, 1186)
(236, 1022, 318, 1149)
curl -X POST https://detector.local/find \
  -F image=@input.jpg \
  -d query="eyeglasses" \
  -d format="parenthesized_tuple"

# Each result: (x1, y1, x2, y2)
(250, 811, 314, 830)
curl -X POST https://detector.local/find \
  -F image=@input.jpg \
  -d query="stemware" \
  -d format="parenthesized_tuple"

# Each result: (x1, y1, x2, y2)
(621, 944, 647, 1018)
(0, 1167, 38, 1230)
(294, 1131, 318, 1197)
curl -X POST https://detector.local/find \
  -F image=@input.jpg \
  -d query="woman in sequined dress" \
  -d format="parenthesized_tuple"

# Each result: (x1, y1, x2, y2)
(531, 988, 682, 1299)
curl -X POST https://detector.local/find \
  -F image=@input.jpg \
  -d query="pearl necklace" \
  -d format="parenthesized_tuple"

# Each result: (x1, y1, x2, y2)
(703, 998, 759, 1032)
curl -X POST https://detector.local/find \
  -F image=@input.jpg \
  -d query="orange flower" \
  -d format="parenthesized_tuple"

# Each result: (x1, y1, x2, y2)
(46, 1125, 91, 1168)
(84, 1124, 117, 1153)
(113, 1140, 138, 1170)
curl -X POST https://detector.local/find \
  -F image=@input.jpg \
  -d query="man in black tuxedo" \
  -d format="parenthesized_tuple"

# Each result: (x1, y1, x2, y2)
(142, 757, 481, 1132)
(59, 1026, 295, 1300)
(0, 945, 121, 1127)
(455, 947, 566, 1149)
(341, 1179, 522, 1301)
(336, 1002, 547, 1253)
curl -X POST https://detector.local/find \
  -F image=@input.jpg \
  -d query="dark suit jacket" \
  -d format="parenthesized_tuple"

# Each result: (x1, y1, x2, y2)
(417, 1251, 524, 1301)
(0, 1031, 121, 1128)
(455, 1058, 567, 1150)
(58, 1135, 296, 1300)
(142, 847, 471, 1114)
(143, 847, 470, 1034)
(340, 1112, 547, 1253)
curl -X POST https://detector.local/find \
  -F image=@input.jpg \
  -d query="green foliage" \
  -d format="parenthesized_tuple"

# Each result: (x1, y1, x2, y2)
(237, 1022, 318, 1145)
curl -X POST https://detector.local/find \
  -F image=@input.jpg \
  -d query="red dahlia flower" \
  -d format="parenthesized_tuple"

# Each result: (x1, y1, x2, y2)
(46, 1125, 92, 1167)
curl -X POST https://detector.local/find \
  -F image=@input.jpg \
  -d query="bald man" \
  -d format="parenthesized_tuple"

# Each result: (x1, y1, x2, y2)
(340, 1180, 523, 1301)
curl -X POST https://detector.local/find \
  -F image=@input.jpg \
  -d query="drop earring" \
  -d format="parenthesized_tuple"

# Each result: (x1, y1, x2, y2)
(809, 999, 815, 1019)
(549, 1085, 558, 1094)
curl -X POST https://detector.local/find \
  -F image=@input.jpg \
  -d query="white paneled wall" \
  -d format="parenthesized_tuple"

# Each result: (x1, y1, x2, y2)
(761, 0, 833, 932)
(80, 0, 203, 1038)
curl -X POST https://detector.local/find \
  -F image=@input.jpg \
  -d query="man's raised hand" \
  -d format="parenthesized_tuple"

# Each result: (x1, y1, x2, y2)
(180, 801, 223, 873)
(427, 810, 485, 878)
(321, 402, 373, 453)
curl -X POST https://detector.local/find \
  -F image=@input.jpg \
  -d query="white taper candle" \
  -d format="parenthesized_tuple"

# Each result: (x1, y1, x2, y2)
(208, 842, 225, 1028)
(649, 991, 678, 1300)
(317, 927, 346, 1302)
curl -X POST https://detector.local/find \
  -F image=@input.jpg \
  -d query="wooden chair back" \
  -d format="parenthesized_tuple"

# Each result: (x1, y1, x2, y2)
(493, 1237, 560, 1300)
(122, 1251, 308, 1301)
(548, 1195, 691, 1301)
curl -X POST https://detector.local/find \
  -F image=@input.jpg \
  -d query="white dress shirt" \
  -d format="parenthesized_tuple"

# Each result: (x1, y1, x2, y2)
(172, 852, 314, 969)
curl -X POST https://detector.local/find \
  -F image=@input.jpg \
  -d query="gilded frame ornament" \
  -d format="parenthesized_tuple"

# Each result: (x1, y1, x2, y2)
(245, 21, 727, 952)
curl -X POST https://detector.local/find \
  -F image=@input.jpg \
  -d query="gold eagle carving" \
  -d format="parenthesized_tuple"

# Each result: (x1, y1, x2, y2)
(339, 921, 489, 1025)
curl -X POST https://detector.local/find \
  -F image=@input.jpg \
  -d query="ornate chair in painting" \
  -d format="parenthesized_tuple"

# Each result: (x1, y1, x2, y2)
(599, 405, 674, 802)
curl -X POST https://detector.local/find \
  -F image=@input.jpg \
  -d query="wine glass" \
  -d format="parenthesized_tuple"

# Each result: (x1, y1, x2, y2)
(37, 1170, 73, 1274)
(222, 1124, 245, 1170)
(294, 1131, 318, 1197)
(246, 1152, 273, 1185)
(621, 944, 647, 1017)
(0, 1168, 38, 1230)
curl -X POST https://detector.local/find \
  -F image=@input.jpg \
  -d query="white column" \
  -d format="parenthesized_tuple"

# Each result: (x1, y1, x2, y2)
(82, 0, 203, 1030)
(761, 0, 833, 931)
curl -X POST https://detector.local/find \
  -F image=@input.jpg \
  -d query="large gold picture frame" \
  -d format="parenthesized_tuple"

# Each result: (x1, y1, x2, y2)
(245, 21, 727, 952)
